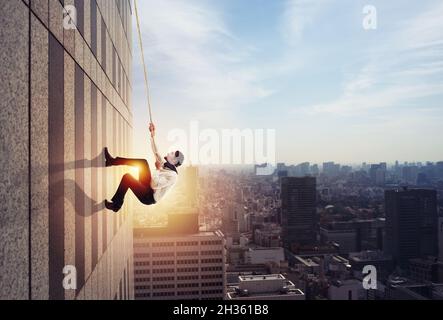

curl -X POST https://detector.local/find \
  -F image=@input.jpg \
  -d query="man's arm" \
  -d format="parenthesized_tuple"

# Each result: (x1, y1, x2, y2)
(149, 123, 164, 167)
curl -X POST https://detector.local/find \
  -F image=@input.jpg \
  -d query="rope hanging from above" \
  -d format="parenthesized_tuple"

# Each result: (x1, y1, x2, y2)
(134, 0, 154, 123)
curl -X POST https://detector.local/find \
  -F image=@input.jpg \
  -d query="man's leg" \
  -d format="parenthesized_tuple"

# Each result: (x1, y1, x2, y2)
(109, 173, 151, 211)
(108, 156, 152, 187)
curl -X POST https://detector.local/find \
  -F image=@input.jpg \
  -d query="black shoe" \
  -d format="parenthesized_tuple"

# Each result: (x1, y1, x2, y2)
(105, 199, 121, 213)
(104, 147, 115, 167)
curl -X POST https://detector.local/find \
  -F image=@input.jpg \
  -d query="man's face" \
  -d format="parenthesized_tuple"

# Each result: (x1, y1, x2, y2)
(165, 151, 178, 165)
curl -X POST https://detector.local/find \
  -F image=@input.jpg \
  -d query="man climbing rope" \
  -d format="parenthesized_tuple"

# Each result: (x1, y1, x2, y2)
(104, 123, 184, 212)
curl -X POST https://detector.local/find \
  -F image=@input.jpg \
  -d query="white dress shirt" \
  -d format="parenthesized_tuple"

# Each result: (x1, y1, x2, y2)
(149, 136, 178, 203)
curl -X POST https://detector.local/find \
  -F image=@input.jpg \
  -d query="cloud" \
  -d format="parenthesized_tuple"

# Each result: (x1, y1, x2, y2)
(281, 0, 331, 45)
(133, 0, 272, 114)
(300, 1, 443, 116)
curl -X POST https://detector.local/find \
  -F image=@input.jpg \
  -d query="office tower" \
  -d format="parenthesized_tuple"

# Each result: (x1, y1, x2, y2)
(222, 203, 241, 238)
(0, 1, 134, 299)
(281, 177, 317, 250)
(402, 166, 419, 185)
(133, 214, 226, 300)
(323, 162, 340, 177)
(369, 164, 386, 186)
(437, 162, 443, 180)
(384, 188, 438, 268)
(439, 217, 443, 262)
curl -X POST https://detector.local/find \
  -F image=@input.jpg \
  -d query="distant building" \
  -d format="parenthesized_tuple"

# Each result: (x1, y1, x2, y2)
(320, 226, 357, 254)
(133, 215, 226, 300)
(281, 177, 317, 250)
(226, 274, 305, 300)
(323, 162, 340, 177)
(439, 217, 443, 262)
(245, 247, 285, 265)
(409, 257, 440, 283)
(328, 279, 366, 300)
(384, 188, 438, 268)
(349, 251, 394, 281)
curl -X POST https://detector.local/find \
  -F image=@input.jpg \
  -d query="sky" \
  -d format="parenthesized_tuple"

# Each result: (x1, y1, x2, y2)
(130, 0, 443, 166)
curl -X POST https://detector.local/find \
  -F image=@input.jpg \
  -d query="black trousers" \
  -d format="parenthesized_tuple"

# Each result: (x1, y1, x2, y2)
(111, 157, 156, 208)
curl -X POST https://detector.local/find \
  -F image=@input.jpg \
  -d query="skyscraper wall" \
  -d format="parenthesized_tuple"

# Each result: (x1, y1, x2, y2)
(0, 0, 133, 299)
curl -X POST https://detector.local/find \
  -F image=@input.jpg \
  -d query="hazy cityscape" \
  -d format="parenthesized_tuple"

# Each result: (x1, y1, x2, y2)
(128, 160, 443, 300)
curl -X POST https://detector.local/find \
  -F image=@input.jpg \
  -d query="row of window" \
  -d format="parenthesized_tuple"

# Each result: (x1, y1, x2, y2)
(201, 259, 223, 264)
(177, 251, 199, 257)
(152, 269, 175, 274)
(136, 259, 222, 266)
(201, 241, 222, 246)
(202, 282, 223, 287)
(134, 270, 150, 275)
(153, 284, 175, 290)
(201, 250, 223, 256)
(177, 259, 199, 265)
(153, 260, 174, 266)
(177, 283, 199, 288)
(135, 285, 150, 290)
(135, 274, 223, 282)
(201, 266, 223, 272)
(177, 241, 198, 246)
(137, 267, 223, 274)
(201, 274, 223, 280)
(153, 292, 175, 297)
(153, 252, 175, 258)
(135, 293, 151, 298)
(135, 277, 150, 282)
(177, 291, 199, 296)
(177, 268, 199, 273)
(201, 290, 223, 295)
(136, 241, 222, 248)
(177, 275, 199, 281)
(152, 242, 175, 247)
(153, 277, 175, 282)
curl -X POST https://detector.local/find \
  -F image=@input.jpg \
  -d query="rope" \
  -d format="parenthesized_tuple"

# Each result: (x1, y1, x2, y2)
(134, 0, 154, 123)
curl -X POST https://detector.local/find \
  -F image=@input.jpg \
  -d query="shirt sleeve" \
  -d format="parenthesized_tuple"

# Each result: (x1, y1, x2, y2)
(150, 136, 164, 165)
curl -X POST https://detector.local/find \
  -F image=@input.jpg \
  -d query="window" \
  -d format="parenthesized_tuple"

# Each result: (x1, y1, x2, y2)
(152, 260, 174, 266)
(152, 242, 174, 247)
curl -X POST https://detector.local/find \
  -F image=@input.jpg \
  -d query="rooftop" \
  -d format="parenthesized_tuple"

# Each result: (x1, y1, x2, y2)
(239, 274, 284, 282)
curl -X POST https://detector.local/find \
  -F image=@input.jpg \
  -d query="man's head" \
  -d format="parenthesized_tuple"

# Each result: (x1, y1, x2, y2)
(165, 150, 185, 167)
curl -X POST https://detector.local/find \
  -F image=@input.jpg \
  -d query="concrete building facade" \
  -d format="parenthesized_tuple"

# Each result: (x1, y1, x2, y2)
(133, 226, 226, 300)
(1, 0, 133, 299)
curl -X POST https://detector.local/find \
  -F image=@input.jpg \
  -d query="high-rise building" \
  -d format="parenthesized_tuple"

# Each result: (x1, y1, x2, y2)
(0, 0, 134, 299)
(439, 217, 443, 262)
(281, 177, 317, 250)
(133, 214, 226, 300)
(384, 188, 438, 268)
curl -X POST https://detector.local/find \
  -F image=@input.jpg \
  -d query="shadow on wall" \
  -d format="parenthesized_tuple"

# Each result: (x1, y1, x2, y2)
(17, 149, 110, 218)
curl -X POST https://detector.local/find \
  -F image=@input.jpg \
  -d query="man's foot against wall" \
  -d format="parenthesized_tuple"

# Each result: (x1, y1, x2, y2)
(105, 199, 121, 213)
(104, 147, 115, 167)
